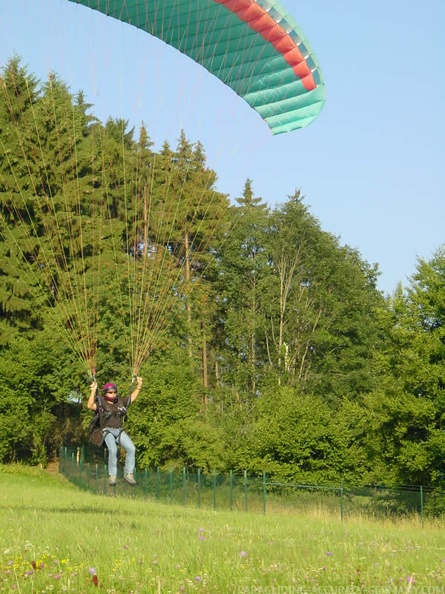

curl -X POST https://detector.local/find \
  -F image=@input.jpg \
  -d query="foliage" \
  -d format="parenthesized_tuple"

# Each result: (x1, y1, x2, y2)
(2, 56, 445, 491)
(0, 329, 83, 465)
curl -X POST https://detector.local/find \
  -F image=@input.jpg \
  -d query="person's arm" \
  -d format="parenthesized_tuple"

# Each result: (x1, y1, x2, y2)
(130, 376, 143, 403)
(87, 380, 98, 411)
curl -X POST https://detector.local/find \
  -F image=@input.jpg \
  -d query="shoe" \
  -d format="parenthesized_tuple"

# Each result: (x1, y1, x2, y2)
(124, 473, 137, 486)
(109, 475, 117, 486)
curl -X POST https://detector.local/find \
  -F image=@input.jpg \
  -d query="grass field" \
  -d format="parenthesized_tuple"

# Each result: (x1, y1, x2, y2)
(1, 465, 445, 593)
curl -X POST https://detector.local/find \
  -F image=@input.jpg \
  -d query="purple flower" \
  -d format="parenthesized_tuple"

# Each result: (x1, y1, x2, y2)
(240, 551, 247, 557)
(325, 551, 333, 556)
(88, 567, 97, 575)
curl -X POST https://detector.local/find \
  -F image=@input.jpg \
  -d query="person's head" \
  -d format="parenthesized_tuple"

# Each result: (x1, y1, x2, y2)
(102, 382, 118, 401)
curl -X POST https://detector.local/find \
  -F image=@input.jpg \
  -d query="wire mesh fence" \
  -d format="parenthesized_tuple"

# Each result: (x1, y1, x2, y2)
(59, 446, 437, 522)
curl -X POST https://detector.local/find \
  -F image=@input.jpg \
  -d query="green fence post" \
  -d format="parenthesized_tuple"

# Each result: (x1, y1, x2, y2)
(95, 464, 99, 493)
(230, 470, 233, 511)
(169, 470, 173, 503)
(144, 468, 148, 498)
(263, 472, 267, 515)
(340, 480, 344, 522)
(183, 467, 187, 506)
(197, 469, 201, 509)
(104, 464, 107, 493)
(156, 468, 160, 501)
(213, 470, 217, 511)
(420, 486, 424, 528)
(71, 452, 75, 481)
(244, 470, 248, 512)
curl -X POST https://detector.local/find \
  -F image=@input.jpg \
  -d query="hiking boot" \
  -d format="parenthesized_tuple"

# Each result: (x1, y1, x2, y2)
(124, 473, 137, 486)
(109, 475, 117, 486)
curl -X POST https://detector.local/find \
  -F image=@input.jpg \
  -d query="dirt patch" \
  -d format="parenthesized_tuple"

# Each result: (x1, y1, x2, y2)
(44, 459, 60, 474)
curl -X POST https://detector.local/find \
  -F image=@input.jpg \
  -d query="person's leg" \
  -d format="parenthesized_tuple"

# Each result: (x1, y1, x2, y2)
(118, 431, 136, 475)
(104, 431, 118, 476)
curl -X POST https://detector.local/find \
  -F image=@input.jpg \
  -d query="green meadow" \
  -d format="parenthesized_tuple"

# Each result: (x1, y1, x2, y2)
(1, 465, 445, 594)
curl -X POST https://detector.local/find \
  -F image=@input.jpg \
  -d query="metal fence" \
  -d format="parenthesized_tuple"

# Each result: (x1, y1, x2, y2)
(59, 446, 439, 522)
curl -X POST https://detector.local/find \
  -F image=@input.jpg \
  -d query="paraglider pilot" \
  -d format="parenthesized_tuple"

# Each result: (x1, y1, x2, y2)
(88, 376, 143, 486)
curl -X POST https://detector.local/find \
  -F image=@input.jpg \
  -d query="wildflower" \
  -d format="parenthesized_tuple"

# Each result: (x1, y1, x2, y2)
(240, 551, 247, 558)
(195, 576, 202, 582)
(325, 551, 333, 556)
(88, 567, 97, 575)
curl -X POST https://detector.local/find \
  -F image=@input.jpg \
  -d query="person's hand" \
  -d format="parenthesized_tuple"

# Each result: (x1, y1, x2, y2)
(90, 380, 98, 392)
(136, 376, 143, 387)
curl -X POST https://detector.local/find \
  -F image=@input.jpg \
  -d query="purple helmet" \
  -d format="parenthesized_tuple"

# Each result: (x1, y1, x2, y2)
(102, 382, 117, 393)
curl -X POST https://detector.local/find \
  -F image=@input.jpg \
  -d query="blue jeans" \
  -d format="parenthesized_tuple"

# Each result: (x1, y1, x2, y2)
(103, 428, 136, 476)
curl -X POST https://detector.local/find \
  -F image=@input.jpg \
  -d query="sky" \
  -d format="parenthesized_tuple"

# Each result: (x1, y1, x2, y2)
(2, 0, 444, 295)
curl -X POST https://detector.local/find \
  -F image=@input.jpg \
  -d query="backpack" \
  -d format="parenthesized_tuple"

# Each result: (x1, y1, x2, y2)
(88, 412, 104, 447)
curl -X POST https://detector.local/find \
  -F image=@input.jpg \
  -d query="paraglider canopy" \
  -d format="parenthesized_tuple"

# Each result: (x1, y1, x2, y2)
(67, 0, 325, 134)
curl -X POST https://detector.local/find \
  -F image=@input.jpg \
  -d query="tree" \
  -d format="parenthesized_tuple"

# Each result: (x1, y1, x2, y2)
(355, 248, 445, 486)
(213, 180, 270, 396)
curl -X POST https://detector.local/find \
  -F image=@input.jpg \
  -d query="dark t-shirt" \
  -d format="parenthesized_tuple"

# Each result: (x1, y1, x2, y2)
(97, 395, 131, 429)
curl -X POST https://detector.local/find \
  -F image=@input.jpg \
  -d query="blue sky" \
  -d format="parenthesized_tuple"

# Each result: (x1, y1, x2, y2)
(2, 0, 444, 295)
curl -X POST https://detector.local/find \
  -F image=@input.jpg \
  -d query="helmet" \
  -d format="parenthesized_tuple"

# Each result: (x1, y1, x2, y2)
(102, 382, 118, 393)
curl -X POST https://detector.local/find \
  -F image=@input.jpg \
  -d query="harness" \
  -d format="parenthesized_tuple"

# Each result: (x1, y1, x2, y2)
(89, 393, 131, 447)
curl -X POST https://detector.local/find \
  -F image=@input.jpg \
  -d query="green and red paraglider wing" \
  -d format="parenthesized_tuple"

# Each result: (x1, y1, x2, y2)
(67, 0, 325, 134)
